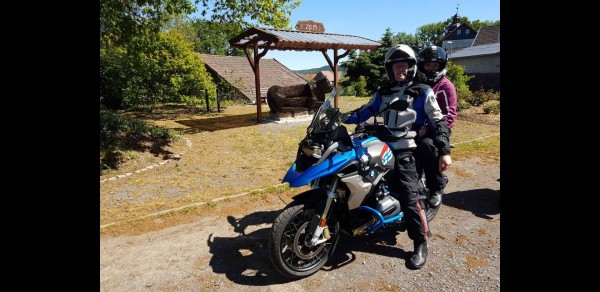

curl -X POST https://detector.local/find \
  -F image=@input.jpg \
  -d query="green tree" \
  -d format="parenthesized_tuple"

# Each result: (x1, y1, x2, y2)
(415, 22, 447, 47)
(189, 0, 301, 56)
(392, 32, 420, 55)
(101, 0, 301, 109)
(101, 30, 216, 109)
(189, 19, 245, 55)
(469, 20, 500, 32)
(353, 76, 369, 97)
(162, 14, 243, 55)
(100, 0, 196, 48)
(341, 28, 393, 94)
(197, 0, 301, 29)
(413, 18, 500, 48)
(445, 61, 473, 109)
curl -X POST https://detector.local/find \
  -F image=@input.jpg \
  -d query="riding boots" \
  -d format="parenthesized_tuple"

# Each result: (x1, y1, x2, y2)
(429, 190, 443, 207)
(409, 240, 428, 269)
(428, 175, 447, 207)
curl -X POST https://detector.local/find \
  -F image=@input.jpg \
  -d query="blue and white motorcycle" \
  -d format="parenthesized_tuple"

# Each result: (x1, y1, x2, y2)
(267, 88, 439, 279)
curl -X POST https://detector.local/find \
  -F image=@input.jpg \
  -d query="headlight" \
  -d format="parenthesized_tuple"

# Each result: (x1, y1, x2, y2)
(302, 144, 323, 158)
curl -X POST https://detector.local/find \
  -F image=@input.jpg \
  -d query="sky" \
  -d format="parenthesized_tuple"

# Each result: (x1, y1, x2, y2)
(247, 0, 500, 70)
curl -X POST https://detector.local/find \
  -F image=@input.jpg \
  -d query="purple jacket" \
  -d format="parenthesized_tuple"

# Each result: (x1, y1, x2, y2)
(431, 76, 458, 129)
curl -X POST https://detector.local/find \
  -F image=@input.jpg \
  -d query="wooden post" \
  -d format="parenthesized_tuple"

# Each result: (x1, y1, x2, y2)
(254, 42, 262, 122)
(217, 88, 221, 113)
(205, 89, 209, 112)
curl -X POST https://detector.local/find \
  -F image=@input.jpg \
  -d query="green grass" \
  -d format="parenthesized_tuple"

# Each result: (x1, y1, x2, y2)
(100, 95, 499, 227)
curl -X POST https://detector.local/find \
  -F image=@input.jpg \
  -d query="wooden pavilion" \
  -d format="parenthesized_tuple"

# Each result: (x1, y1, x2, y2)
(229, 27, 382, 122)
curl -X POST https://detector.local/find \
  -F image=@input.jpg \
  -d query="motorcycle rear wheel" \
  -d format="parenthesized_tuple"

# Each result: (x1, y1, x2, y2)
(268, 202, 340, 279)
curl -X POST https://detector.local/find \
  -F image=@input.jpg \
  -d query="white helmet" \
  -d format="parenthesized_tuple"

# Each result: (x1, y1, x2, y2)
(384, 44, 417, 82)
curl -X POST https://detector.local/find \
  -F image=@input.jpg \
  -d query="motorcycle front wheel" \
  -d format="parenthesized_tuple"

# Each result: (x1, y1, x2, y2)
(267, 202, 340, 279)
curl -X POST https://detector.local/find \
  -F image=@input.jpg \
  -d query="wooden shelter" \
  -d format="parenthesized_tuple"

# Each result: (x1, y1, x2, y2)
(229, 27, 382, 122)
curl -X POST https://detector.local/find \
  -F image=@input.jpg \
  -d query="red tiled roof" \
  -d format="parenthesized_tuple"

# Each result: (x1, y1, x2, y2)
(197, 53, 307, 103)
(298, 73, 316, 81)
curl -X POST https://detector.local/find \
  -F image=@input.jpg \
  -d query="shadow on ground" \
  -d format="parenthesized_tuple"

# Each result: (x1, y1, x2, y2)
(128, 104, 272, 135)
(206, 210, 415, 285)
(177, 112, 271, 134)
(443, 188, 500, 219)
(207, 210, 289, 285)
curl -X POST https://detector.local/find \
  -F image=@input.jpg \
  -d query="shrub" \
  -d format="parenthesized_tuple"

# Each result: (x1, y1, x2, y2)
(353, 76, 370, 97)
(100, 30, 216, 110)
(457, 99, 471, 111)
(100, 105, 179, 172)
(466, 89, 500, 107)
(483, 100, 500, 114)
(445, 61, 475, 111)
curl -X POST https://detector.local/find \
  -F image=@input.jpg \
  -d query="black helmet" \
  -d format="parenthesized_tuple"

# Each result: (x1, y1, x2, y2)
(384, 44, 417, 82)
(417, 45, 448, 85)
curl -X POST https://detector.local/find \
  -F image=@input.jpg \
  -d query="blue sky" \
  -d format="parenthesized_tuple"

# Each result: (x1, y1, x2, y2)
(252, 0, 500, 70)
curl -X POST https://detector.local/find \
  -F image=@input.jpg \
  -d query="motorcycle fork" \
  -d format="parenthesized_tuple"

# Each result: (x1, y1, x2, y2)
(308, 177, 339, 246)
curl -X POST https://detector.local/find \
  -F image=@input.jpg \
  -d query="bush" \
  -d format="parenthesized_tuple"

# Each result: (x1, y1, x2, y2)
(353, 76, 370, 97)
(100, 30, 216, 110)
(483, 100, 500, 114)
(445, 61, 475, 111)
(457, 99, 471, 111)
(100, 105, 179, 172)
(466, 89, 500, 107)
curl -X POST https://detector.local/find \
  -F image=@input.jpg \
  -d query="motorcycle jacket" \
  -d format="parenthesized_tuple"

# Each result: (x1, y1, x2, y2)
(429, 76, 457, 129)
(345, 81, 451, 156)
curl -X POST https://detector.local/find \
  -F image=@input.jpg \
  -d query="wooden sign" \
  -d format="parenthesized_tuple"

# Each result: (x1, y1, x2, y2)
(295, 20, 325, 33)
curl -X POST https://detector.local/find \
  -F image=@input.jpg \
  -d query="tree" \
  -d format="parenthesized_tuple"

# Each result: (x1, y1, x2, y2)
(413, 18, 500, 48)
(415, 22, 447, 47)
(469, 20, 500, 32)
(100, 0, 302, 109)
(341, 15, 499, 95)
(100, 30, 216, 109)
(393, 32, 420, 54)
(197, 0, 301, 29)
(445, 61, 473, 109)
(100, 0, 196, 48)
(189, 19, 245, 56)
(341, 28, 392, 94)
(162, 14, 244, 55)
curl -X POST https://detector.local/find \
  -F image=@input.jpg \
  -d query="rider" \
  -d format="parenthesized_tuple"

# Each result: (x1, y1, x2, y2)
(415, 45, 458, 207)
(344, 44, 452, 269)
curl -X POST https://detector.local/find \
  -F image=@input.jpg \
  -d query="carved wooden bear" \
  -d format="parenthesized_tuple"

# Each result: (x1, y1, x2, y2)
(266, 75, 333, 114)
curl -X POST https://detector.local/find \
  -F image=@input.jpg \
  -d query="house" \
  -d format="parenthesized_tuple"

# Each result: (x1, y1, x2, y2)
(437, 8, 500, 92)
(440, 11, 477, 54)
(197, 53, 308, 104)
(472, 25, 500, 46)
(449, 25, 500, 92)
(297, 71, 335, 82)
(450, 43, 500, 73)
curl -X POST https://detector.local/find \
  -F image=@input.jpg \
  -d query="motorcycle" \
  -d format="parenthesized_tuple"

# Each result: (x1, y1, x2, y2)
(267, 88, 439, 279)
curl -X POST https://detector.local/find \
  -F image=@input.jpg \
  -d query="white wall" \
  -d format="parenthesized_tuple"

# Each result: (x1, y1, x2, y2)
(452, 55, 500, 73)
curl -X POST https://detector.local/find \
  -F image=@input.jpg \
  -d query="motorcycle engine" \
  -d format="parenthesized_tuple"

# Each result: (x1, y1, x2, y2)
(377, 195, 401, 219)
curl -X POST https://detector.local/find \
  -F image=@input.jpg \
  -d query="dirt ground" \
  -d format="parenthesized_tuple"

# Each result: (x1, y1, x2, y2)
(100, 112, 500, 292)
(100, 156, 500, 291)
(100, 104, 500, 291)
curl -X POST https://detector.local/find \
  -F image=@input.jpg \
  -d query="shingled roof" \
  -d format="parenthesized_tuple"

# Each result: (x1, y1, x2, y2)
(229, 27, 381, 51)
(229, 27, 382, 122)
(451, 43, 500, 59)
(197, 53, 307, 103)
(472, 25, 500, 46)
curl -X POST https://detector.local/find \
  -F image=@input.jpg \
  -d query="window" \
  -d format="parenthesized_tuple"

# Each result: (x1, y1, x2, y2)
(466, 29, 470, 35)
(457, 30, 461, 35)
